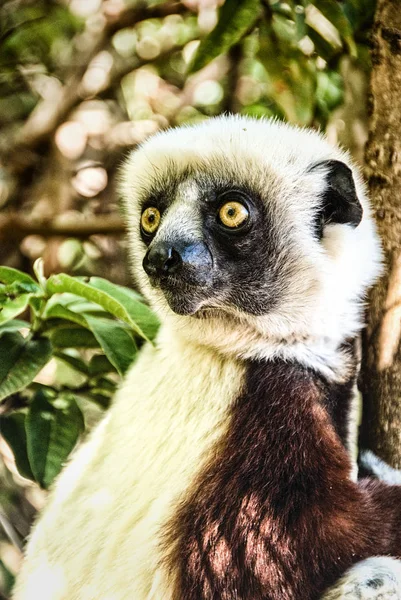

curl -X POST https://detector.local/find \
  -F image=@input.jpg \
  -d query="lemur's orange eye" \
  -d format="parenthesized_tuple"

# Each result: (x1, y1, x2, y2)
(218, 201, 249, 228)
(141, 207, 161, 234)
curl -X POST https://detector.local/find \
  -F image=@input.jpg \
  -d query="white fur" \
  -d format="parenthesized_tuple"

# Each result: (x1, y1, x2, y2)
(14, 116, 389, 600)
(14, 330, 244, 599)
(359, 450, 401, 486)
(322, 557, 401, 599)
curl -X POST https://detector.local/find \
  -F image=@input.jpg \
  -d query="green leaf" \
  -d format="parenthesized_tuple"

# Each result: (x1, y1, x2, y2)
(64, 301, 107, 314)
(54, 352, 89, 376)
(0, 266, 40, 293)
(0, 319, 29, 336)
(313, 0, 356, 55)
(85, 315, 137, 376)
(49, 326, 99, 349)
(189, 0, 262, 74)
(44, 293, 107, 317)
(0, 332, 52, 402)
(44, 303, 90, 329)
(316, 70, 343, 117)
(0, 411, 34, 480)
(88, 354, 116, 376)
(26, 391, 84, 489)
(271, 13, 296, 44)
(294, 5, 306, 41)
(46, 274, 152, 342)
(89, 278, 142, 301)
(94, 377, 117, 393)
(306, 25, 339, 61)
(270, 1, 292, 18)
(0, 293, 32, 325)
(29, 295, 45, 315)
(88, 278, 160, 341)
(342, 0, 375, 30)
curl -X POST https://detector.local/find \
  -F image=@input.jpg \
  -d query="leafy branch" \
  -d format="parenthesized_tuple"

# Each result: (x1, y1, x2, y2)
(0, 1, 189, 172)
(0, 260, 159, 489)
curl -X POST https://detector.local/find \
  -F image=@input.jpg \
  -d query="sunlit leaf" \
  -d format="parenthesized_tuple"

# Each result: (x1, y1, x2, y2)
(88, 277, 160, 341)
(0, 266, 40, 293)
(44, 303, 90, 329)
(313, 0, 356, 55)
(46, 274, 152, 342)
(0, 292, 32, 325)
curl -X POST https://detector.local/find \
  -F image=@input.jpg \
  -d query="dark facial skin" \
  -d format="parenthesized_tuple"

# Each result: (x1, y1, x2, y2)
(139, 160, 362, 317)
(140, 179, 292, 317)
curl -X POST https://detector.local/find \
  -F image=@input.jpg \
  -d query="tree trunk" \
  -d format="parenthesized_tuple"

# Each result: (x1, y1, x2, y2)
(361, 0, 401, 467)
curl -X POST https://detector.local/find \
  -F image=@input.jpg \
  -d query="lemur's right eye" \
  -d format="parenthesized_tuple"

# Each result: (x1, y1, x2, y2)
(141, 207, 161, 235)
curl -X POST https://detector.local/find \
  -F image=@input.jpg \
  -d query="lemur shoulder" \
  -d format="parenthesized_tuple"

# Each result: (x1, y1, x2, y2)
(14, 115, 401, 600)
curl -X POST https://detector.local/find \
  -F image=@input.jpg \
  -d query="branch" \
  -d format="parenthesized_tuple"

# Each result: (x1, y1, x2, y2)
(0, 2, 187, 171)
(223, 43, 242, 114)
(0, 213, 126, 241)
(105, 2, 185, 36)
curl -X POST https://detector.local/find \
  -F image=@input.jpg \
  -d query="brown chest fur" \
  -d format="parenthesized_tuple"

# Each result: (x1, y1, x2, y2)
(164, 360, 401, 600)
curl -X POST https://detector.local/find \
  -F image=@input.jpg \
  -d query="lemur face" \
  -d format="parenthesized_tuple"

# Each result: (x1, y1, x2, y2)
(138, 172, 302, 317)
(121, 116, 381, 345)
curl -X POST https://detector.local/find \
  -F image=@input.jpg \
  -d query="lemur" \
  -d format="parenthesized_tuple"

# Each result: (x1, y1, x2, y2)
(13, 115, 401, 600)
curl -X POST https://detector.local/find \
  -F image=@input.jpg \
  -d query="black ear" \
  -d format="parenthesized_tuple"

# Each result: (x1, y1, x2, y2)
(310, 160, 363, 238)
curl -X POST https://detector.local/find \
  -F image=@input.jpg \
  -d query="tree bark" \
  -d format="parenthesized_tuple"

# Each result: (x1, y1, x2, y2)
(361, 0, 401, 467)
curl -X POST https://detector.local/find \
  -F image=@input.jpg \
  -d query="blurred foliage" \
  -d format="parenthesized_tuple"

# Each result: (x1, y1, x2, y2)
(0, 0, 375, 595)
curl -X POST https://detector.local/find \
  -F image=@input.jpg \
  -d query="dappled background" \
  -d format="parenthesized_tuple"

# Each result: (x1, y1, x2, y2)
(0, 0, 375, 595)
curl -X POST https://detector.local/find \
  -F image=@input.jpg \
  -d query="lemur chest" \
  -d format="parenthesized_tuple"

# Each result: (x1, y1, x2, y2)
(38, 342, 245, 599)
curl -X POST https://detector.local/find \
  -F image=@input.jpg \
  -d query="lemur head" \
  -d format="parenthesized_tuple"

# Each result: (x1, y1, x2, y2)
(120, 115, 382, 369)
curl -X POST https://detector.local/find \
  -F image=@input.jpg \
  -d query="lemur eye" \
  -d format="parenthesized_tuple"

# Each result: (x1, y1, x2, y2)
(218, 201, 249, 229)
(141, 207, 161, 235)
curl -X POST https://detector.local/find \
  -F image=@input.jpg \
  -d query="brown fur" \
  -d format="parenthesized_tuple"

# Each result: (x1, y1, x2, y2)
(164, 359, 401, 600)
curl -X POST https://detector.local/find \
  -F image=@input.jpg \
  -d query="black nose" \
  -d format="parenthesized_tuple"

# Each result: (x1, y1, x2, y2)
(143, 244, 182, 277)
(143, 240, 213, 284)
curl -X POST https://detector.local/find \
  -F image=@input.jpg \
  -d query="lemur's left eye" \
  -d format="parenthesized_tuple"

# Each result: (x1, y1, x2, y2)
(141, 207, 161, 235)
(218, 201, 249, 229)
